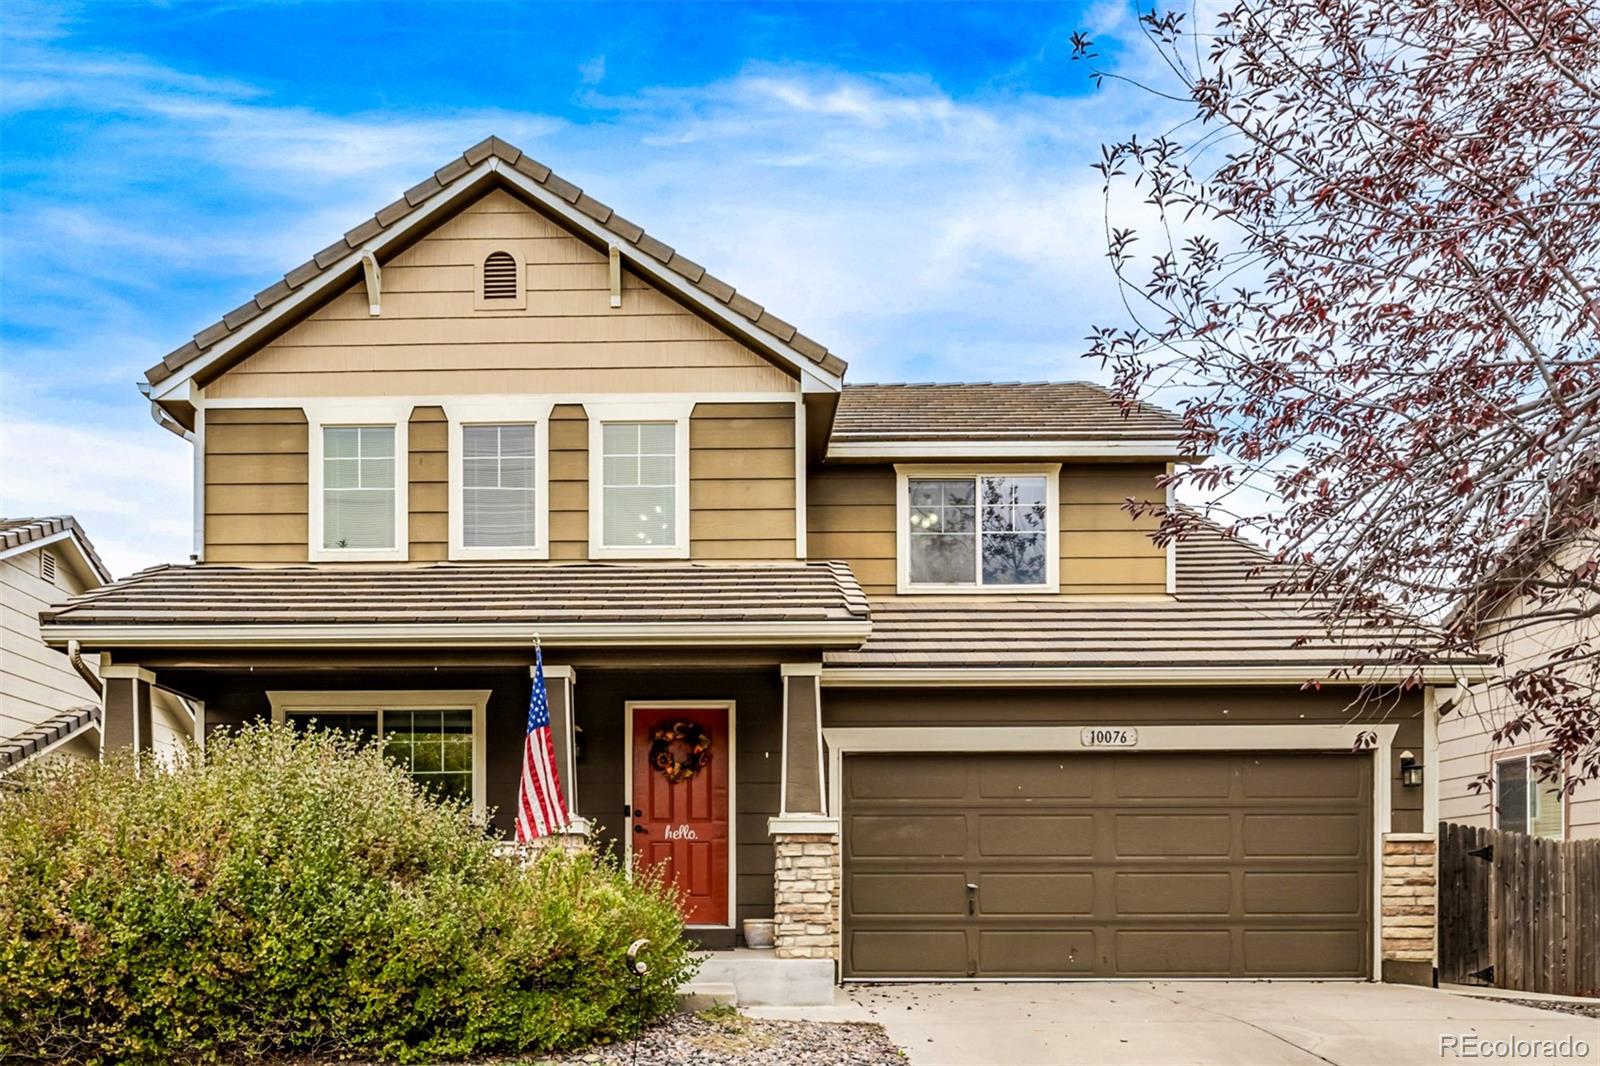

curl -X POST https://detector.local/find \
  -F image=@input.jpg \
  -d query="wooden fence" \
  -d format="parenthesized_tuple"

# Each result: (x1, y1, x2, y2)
(1438, 822, 1600, 997)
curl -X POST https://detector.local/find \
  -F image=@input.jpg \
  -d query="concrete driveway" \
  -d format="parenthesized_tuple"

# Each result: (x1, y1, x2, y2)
(756, 982, 1598, 1065)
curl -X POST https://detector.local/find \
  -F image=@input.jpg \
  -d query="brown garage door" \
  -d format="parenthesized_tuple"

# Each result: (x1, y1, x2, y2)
(842, 751, 1372, 979)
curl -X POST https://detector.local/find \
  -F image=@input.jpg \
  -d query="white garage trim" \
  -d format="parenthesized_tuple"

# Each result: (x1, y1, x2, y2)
(822, 723, 1399, 982)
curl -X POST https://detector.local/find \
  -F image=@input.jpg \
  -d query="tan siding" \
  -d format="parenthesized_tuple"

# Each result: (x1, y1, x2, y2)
(208, 189, 798, 400)
(409, 406, 448, 561)
(808, 466, 897, 595)
(689, 402, 796, 560)
(549, 404, 588, 560)
(1060, 464, 1165, 595)
(204, 408, 307, 563)
(806, 462, 1168, 596)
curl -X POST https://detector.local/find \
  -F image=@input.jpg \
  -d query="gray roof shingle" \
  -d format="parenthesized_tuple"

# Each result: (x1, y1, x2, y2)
(833, 382, 1185, 443)
(0, 516, 111, 583)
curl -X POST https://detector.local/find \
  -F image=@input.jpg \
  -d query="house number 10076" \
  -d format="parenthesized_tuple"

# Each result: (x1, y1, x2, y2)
(1080, 727, 1138, 748)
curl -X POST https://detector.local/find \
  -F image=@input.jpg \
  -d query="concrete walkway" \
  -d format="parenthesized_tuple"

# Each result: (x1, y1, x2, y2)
(748, 981, 1599, 1065)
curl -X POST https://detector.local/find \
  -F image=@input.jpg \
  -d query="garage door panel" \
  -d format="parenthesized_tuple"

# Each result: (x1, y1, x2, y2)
(850, 813, 967, 857)
(847, 754, 967, 799)
(1243, 813, 1365, 857)
(1114, 758, 1233, 799)
(850, 872, 967, 916)
(978, 757, 1094, 798)
(850, 930, 967, 976)
(1242, 929, 1365, 976)
(1242, 755, 1365, 799)
(978, 813, 1095, 857)
(979, 871, 1096, 915)
(978, 930, 1097, 975)
(1243, 870, 1365, 916)
(1114, 813, 1233, 857)
(1114, 871, 1234, 916)
(1114, 929, 1234, 976)
(842, 752, 1372, 979)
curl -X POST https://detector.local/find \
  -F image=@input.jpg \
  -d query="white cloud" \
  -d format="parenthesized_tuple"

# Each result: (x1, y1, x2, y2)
(2, 18, 1215, 569)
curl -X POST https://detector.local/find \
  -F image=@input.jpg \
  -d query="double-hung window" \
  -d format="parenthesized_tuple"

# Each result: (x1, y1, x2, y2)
(588, 405, 691, 558)
(1495, 754, 1564, 838)
(463, 424, 537, 548)
(322, 426, 397, 551)
(897, 466, 1060, 592)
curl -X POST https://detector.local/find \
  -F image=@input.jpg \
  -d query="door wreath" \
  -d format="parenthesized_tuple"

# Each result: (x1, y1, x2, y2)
(649, 720, 712, 783)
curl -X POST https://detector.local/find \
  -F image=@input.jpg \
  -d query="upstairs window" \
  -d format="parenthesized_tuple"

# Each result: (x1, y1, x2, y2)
(322, 426, 396, 550)
(897, 466, 1059, 593)
(1496, 754, 1564, 839)
(601, 422, 678, 549)
(462, 424, 537, 548)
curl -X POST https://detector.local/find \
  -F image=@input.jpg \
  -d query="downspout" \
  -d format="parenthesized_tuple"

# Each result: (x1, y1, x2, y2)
(67, 640, 103, 698)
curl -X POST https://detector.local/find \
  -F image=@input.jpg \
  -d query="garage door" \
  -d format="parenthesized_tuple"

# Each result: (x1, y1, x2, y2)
(841, 751, 1372, 979)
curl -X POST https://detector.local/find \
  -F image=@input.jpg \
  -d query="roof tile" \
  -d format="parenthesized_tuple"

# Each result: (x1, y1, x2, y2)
(193, 320, 231, 348)
(833, 382, 1185, 445)
(434, 156, 472, 185)
(404, 176, 444, 206)
(541, 171, 582, 203)
(755, 311, 797, 342)
(634, 233, 674, 262)
(727, 293, 763, 320)
(343, 217, 383, 246)
(254, 280, 294, 309)
(283, 259, 321, 289)
(463, 137, 497, 165)
(606, 213, 644, 243)
(574, 193, 612, 224)
(221, 301, 263, 330)
(696, 272, 736, 303)
(374, 197, 412, 227)
(512, 154, 552, 182)
(486, 136, 521, 164)
(312, 239, 351, 269)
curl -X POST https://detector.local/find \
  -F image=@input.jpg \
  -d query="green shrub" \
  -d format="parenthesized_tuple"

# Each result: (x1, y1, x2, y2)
(0, 723, 698, 1063)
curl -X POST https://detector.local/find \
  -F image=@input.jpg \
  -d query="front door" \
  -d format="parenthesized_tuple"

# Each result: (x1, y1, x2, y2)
(630, 706, 730, 926)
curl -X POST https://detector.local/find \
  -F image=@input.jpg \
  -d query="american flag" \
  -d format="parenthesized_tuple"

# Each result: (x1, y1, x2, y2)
(516, 646, 570, 841)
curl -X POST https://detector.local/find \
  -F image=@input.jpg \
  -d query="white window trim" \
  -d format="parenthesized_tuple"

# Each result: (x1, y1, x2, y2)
(307, 402, 412, 563)
(894, 463, 1061, 594)
(587, 401, 694, 560)
(267, 689, 490, 821)
(1492, 751, 1565, 840)
(447, 399, 554, 561)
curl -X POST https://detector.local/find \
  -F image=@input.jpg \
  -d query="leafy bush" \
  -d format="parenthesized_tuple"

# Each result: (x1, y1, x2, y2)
(0, 724, 698, 1063)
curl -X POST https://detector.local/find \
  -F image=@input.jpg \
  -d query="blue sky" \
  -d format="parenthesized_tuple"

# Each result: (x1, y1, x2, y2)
(1, 0, 1172, 575)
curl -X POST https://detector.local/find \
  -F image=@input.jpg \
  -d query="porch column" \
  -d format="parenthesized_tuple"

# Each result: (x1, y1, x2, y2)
(769, 663, 840, 961)
(100, 664, 155, 762)
(537, 663, 586, 829)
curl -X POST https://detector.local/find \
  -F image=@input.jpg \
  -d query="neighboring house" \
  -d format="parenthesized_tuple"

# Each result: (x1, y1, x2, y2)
(1, 517, 189, 774)
(39, 137, 1484, 987)
(1439, 535, 1599, 840)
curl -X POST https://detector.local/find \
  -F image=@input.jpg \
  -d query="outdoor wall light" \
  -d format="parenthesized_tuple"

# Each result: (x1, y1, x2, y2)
(1399, 750, 1424, 788)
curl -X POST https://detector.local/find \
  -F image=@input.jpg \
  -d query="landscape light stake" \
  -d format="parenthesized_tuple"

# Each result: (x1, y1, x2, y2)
(626, 937, 650, 1066)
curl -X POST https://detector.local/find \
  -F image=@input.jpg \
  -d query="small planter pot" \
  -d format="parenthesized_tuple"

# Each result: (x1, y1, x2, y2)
(742, 917, 776, 950)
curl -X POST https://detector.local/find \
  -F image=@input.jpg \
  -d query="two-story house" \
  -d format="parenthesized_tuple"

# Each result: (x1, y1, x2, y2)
(40, 138, 1482, 990)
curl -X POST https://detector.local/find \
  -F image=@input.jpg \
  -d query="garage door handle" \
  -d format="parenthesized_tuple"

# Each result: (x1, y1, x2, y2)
(966, 882, 978, 916)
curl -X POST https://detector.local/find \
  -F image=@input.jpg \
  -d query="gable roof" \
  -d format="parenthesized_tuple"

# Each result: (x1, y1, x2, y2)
(0, 516, 112, 584)
(826, 382, 1195, 460)
(144, 135, 845, 398)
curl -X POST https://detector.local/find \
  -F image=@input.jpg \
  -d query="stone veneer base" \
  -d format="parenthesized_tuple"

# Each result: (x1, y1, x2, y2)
(1381, 833, 1436, 984)
(771, 831, 840, 961)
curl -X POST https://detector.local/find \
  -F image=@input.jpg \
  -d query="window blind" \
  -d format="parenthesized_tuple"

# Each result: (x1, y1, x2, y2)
(323, 426, 395, 550)
(601, 421, 676, 547)
(463, 423, 536, 548)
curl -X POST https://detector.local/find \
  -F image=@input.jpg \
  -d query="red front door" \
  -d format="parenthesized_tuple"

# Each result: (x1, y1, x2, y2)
(631, 706, 730, 926)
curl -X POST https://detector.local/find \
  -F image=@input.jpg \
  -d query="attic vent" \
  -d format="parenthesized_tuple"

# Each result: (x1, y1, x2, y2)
(482, 251, 518, 300)
(40, 549, 57, 584)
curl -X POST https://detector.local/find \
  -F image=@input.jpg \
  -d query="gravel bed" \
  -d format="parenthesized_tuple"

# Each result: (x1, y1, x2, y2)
(546, 1006, 904, 1065)
(1492, 997, 1600, 1019)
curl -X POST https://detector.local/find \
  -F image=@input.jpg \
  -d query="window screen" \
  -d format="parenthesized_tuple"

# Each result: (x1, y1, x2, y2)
(463, 424, 536, 548)
(323, 426, 395, 550)
(601, 421, 676, 547)
(1496, 755, 1564, 838)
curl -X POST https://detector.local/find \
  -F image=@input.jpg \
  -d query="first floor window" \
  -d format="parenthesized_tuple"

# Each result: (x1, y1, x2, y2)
(323, 425, 395, 550)
(463, 423, 536, 548)
(908, 474, 1048, 586)
(601, 421, 677, 548)
(288, 707, 473, 805)
(1496, 754, 1564, 838)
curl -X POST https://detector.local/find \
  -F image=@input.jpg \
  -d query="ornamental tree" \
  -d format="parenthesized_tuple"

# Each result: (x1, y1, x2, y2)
(1074, 0, 1600, 789)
